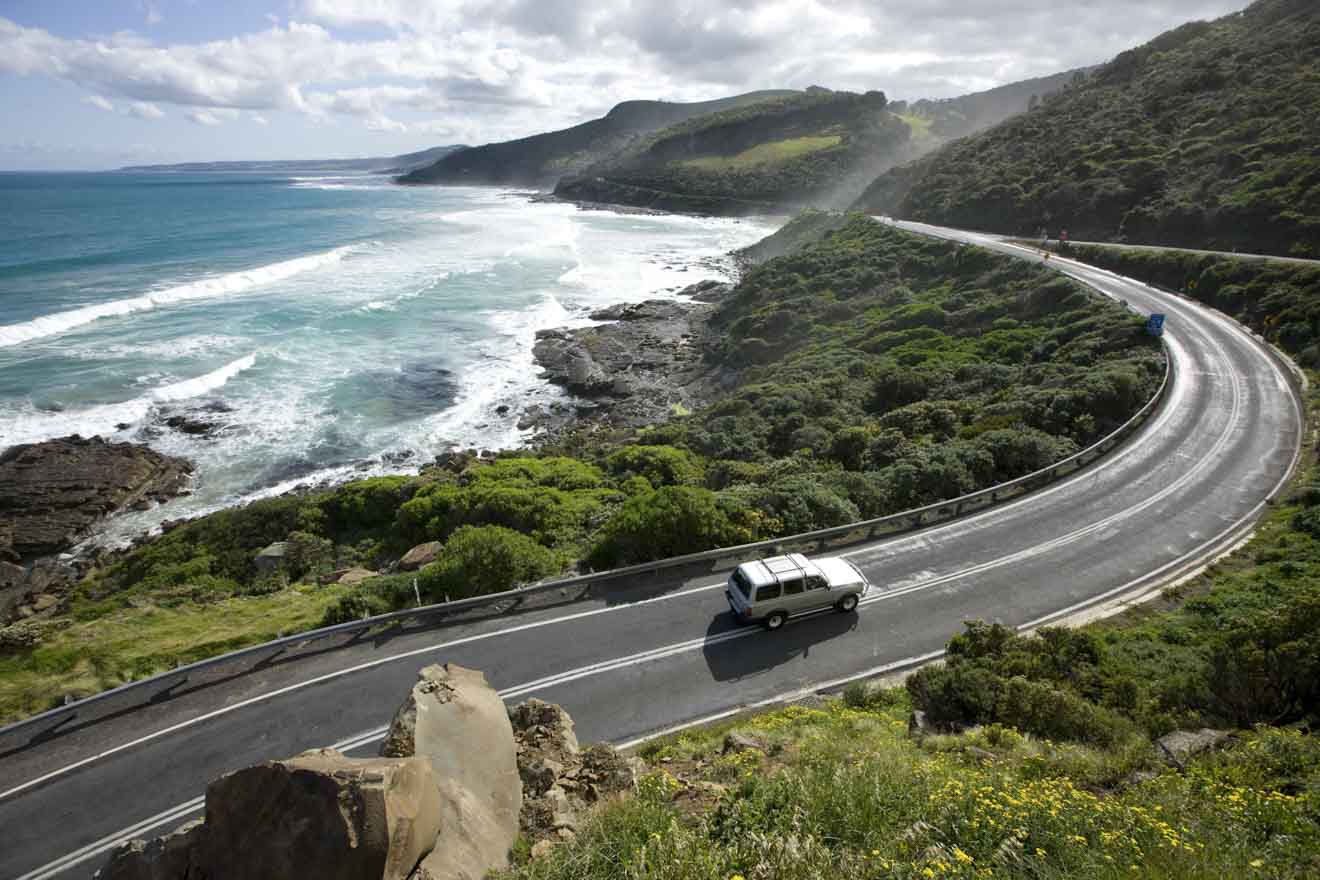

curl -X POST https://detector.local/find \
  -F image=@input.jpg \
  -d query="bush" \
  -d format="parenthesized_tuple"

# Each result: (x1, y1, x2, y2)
(1207, 583, 1320, 725)
(996, 676, 1132, 747)
(416, 525, 562, 602)
(588, 486, 752, 568)
(906, 663, 1002, 728)
(606, 445, 704, 488)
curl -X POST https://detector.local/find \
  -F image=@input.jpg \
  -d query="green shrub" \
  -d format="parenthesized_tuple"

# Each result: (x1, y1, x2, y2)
(906, 663, 1002, 729)
(606, 445, 704, 487)
(588, 486, 754, 568)
(996, 675, 1133, 747)
(416, 525, 562, 601)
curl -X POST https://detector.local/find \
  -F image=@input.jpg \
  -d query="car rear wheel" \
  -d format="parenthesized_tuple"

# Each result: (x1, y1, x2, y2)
(764, 610, 788, 630)
(835, 593, 859, 613)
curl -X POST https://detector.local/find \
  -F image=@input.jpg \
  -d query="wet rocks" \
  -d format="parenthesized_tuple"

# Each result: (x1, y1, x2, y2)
(530, 283, 735, 431)
(0, 435, 193, 562)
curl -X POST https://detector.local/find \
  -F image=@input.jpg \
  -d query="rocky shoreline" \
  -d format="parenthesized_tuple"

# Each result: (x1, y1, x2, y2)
(522, 279, 735, 436)
(0, 435, 193, 624)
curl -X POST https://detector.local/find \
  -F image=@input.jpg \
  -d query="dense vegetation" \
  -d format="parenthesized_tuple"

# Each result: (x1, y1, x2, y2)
(397, 91, 797, 188)
(1048, 242, 1320, 366)
(890, 67, 1086, 143)
(0, 216, 1161, 720)
(857, 0, 1320, 257)
(495, 431, 1320, 879)
(554, 89, 911, 214)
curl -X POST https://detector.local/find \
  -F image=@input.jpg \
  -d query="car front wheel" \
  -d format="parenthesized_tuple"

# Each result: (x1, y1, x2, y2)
(835, 593, 859, 613)
(764, 610, 788, 630)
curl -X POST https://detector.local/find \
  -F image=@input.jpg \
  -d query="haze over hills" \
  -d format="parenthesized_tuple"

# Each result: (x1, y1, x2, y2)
(121, 144, 465, 175)
(400, 73, 1082, 215)
(855, 0, 1319, 256)
(397, 91, 798, 188)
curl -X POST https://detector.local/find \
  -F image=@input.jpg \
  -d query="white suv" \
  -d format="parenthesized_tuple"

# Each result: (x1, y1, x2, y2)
(725, 553, 869, 630)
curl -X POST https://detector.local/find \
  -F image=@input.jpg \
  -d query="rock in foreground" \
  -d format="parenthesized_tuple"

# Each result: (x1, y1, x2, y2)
(509, 698, 643, 849)
(102, 750, 443, 880)
(0, 435, 192, 561)
(381, 664, 522, 880)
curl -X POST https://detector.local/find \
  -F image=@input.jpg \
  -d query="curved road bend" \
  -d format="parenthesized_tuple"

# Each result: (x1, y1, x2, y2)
(0, 224, 1304, 880)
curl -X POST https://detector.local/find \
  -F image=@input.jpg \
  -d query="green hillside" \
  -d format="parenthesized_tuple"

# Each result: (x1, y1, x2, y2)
(397, 91, 796, 188)
(891, 67, 1089, 144)
(856, 0, 1320, 257)
(553, 89, 910, 214)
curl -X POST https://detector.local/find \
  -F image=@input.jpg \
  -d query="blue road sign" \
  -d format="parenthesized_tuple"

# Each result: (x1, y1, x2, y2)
(1146, 313, 1166, 336)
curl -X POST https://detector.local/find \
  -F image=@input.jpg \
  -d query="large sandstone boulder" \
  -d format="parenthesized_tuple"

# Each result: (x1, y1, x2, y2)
(380, 664, 522, 880)
(0, 435, 192, 561)
(397, 542, 443, 571)
(100, 751, 442, 880)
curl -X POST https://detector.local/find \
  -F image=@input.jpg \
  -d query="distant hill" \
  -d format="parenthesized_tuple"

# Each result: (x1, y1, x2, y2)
(397, 91, 798, 188)
(121, 145, 465, 175)
(552, 88, 907, 214)
(855, 0, 1320, 257)
(890, 67, 1090, 146)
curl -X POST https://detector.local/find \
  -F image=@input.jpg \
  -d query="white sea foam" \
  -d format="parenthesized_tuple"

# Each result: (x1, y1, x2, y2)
(0, 246, 354, 348)
(0, 353, 258, 448)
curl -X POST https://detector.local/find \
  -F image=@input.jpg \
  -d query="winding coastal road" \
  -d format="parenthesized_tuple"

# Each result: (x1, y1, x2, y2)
(0, 222, 1304, 880)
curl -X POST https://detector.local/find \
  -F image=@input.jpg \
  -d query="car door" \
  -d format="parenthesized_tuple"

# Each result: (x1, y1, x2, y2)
(803, 573, 830, 610)
(779, 573, 809, 612)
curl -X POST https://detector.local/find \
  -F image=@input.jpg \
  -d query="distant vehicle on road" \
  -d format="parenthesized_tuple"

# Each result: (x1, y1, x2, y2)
(725, 553, 870, 630)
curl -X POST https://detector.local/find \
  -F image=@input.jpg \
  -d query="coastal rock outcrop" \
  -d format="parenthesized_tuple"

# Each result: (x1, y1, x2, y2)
(0, 435, 192, 562)
(530, 282, 736, 431)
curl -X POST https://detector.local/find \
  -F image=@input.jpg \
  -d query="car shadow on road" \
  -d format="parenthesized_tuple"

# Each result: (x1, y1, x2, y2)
(702, 609, 859, 683)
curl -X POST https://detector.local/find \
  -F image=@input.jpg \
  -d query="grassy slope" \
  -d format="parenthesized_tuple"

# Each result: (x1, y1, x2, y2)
(856, 0, 1320, 257)
(0, 216, 1160, 722)
(397, 91, 799, 188)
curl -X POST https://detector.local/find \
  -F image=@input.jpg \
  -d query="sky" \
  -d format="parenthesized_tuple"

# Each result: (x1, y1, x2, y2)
(0, 0, 1251, 170)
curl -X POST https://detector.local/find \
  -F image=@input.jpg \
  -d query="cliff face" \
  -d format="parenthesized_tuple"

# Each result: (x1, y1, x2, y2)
(397, 91, 798, 189)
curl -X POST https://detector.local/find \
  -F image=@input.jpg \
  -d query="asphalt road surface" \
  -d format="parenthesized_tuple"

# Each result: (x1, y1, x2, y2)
(0, 221, 1304, 880)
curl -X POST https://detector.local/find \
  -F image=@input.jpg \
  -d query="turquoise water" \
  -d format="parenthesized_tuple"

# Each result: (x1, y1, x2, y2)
(0, 171, 772, 541)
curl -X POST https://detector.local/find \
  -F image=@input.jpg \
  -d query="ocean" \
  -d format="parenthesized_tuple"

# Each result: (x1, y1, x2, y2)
(0, 171, 774, 543)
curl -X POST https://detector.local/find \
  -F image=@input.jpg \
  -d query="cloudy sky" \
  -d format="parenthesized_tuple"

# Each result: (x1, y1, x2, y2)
(0, 0, 1249, 169)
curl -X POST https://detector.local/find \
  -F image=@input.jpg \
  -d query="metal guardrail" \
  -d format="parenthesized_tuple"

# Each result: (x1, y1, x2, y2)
(0, 345, 1172, 748)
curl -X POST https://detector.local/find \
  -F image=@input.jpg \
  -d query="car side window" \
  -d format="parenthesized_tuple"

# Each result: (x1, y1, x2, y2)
(806, 576, 827, 590)
(755, 583, 781, 602)
(781, 576, 804, 595)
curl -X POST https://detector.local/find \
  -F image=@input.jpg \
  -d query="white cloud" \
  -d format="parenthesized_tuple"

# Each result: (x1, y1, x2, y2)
(82, 95, 114, 111)
(126, 101, 165, 119)
(251, 113, 270, 125)
(0, 2, 1254, 148)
